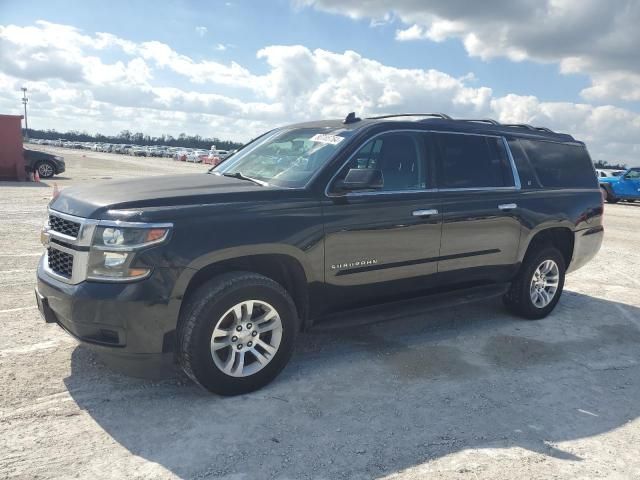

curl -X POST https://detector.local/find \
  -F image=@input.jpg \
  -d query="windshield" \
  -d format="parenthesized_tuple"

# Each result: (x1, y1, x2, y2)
(213, 127, 353, 188)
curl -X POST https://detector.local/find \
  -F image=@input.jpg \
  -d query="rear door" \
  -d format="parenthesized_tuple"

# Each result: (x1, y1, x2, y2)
(433, 132, 523, 283)
(322, 130, 443, 312)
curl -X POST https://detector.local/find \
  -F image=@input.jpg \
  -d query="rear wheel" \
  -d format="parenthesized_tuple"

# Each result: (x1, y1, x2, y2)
(178, 272, 298, 395)
(36, 161, 55, 178)
(504, 247, 566, 320)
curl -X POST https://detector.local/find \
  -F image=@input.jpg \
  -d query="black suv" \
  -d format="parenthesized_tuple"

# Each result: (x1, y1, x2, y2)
(36, 113, 604, 395)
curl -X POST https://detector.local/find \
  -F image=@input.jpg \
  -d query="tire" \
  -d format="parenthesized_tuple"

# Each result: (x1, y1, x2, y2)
(600, 186, 619, 203)
(36, 161, 55, 178)
(503, 246, 566, 320)
(177, 271, 298, 395)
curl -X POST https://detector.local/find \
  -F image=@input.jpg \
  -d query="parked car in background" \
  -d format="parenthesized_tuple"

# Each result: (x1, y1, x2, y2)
(185, 149, 209, 163)
(209, 147, 230, 159)
(131, 147, 147, 157)
(149, 146, 169, 157)
(600, 167, 640, 203)
(175, 148, 193, 161)
(24, 149, 65, 178)
(207, 148, 231, 166)
(112, 144, 132, 154)
(164, 147, 180, 158)
(596, 168, 625, 178)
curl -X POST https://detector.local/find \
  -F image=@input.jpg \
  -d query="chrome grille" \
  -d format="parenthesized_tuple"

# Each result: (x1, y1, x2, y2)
(49, 215, 81, 238)
(47, 248, 73, 278)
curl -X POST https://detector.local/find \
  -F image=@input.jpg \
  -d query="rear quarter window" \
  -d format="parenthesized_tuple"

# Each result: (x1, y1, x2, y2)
(435, 133, 515, 189)
(519, 139, 597, 188)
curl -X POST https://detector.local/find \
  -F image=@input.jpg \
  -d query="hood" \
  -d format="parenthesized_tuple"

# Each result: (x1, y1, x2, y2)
(50, 173, 274, 218)
(598, 176, 618, 183)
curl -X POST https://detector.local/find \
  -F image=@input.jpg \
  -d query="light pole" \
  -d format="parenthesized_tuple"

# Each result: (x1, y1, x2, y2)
(21, 87, 29, 138)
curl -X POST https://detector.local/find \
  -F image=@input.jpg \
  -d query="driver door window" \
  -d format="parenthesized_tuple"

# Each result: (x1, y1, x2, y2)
(625, 169, 640, 179)
(340, 132, 428, 191)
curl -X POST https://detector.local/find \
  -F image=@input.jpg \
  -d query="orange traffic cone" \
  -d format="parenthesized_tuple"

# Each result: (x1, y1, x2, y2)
(52, 183, 60, 199)
(34, 170, 40, 183)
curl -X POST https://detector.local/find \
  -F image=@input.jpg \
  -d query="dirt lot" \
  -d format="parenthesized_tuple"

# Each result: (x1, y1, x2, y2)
(1, 147, 639, 479)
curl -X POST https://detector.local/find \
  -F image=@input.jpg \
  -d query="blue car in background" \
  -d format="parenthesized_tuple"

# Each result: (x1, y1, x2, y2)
(600, 167, 640, 203)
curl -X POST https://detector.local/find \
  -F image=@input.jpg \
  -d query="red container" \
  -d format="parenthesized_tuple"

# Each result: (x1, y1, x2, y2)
(0, 114, 25, 180)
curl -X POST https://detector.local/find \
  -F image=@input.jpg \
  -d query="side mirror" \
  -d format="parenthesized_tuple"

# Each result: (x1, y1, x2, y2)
(335, 168, 384, 192)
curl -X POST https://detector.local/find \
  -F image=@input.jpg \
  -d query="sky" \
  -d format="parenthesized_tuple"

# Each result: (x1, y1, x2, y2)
(1, 0, 639, 165)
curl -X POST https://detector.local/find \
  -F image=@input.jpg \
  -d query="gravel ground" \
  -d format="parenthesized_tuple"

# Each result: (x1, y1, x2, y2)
(1, 147, 639, 479)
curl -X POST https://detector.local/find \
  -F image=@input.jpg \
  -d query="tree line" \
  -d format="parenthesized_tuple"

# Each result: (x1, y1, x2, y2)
(25, 128, 243, 151)
(593, 159, 627, 170)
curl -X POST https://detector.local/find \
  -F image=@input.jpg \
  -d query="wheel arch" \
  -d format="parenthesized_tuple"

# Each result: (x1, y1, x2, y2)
(599, 182, 614, 196)
(173, 248, 311, 332)
(520, 227, 575, 269)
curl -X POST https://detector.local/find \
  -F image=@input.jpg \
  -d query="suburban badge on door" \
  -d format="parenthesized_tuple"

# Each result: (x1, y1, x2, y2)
(330, 259, 379, 270)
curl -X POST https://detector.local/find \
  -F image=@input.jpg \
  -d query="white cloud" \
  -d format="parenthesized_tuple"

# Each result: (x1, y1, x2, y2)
(395, 25, 428, 41)
(137, 40, 255, 88)
(195, 26, 208, 37)
(300, 0, 640, 105)
(214, 43, 227, 51)
(580, 71, 640, 103)
(1, 20, 639, 165)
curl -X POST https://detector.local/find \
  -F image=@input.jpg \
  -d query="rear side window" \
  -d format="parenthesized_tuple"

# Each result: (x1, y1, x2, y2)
(518, 140, 597, 188)
(434, 133, 515, 189)
(506, 138, 541, 189)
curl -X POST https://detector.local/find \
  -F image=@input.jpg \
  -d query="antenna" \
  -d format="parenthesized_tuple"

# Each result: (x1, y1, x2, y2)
(343, 112, 361, 124)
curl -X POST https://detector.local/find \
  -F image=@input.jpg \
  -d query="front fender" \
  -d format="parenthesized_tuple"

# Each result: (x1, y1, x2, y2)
(170, 243, 318, 301)
(599, 181, 618, 195)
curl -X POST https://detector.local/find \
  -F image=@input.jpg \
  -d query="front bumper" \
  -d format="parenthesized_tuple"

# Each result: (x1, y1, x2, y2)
(36, 257, 181, 357)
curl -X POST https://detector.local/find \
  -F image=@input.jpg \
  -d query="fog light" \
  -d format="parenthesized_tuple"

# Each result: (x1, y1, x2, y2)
(104, 252, 127, 267)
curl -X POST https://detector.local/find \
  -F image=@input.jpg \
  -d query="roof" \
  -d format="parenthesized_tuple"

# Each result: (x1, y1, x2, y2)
(288, 113, 580, 144)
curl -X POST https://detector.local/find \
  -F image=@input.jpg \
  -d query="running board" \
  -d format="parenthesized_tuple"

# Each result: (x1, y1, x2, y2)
(311, 283, 510, 332)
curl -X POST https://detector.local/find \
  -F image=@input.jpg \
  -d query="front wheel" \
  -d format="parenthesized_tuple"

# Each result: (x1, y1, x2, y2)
(177, 272, 298, 395)
(503, 247, 566, 320)
(600, 186, 619, 203)
(36, 161, 55, 178)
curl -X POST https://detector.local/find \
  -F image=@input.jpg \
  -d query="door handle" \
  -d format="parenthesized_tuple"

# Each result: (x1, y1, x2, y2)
(498, 203, 517, 210)
(412, 209, 438, 217)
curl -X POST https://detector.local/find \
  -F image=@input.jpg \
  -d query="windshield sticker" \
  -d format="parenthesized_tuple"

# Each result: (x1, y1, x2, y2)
(310, 134, 344, 145)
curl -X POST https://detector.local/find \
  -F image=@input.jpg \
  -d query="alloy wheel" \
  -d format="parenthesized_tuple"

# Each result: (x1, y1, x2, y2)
(38, 163, 54, 177)
(529, 259, 560, 308)
(210, 300, 283, 377)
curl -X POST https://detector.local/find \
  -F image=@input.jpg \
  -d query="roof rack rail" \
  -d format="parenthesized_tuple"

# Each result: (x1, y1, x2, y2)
(502, 123, 537, 131)
(458, 118, 500, 126)
(362, 115, 562, 136)
(367, 113, 452, 120)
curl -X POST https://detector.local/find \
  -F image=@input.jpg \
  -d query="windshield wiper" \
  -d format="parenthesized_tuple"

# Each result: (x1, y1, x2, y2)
(221, 171, 267, 186)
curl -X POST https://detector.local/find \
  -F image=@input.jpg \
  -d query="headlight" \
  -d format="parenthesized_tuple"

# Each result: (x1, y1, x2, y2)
(87, 224, 171, 281)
